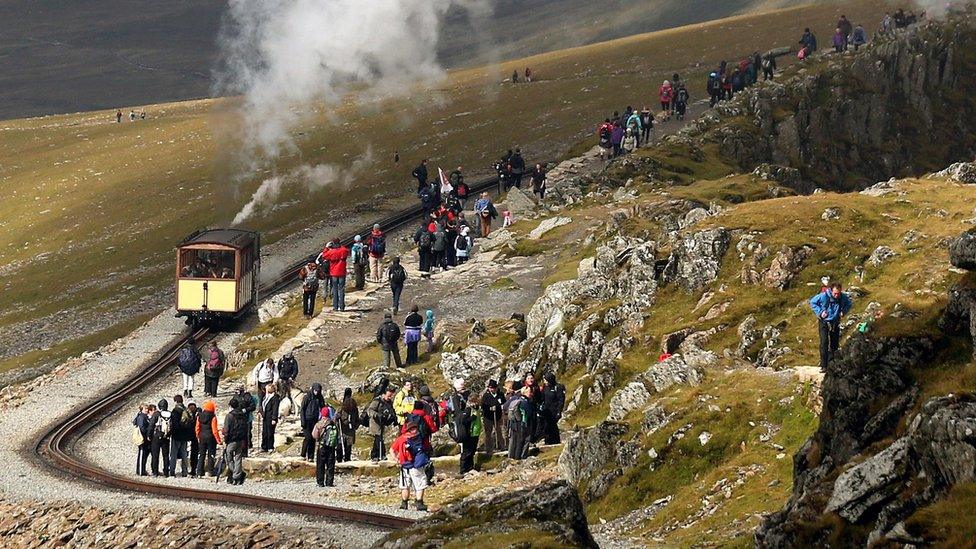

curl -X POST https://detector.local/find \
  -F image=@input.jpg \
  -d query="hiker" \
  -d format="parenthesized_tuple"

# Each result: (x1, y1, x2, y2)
(639, 107, 654, 144)
(446, 377, 469, 446)
(230, 385, 257, 454)
(832, 28, 846, 53)
(259, 383, 281, 452)
(186, 401, 200, 475)
(674, 84, 690, 121)
(203, 342, 225, 398)
(455, 226, 473, 264)
(133, 404, 151, 476)
(480, 380, 505, 454)
(525, 67, 532, 82)
(838, 15, 853, 46)
(510, 148, 525, 189)
(338, 388, 359, 462)
(392, 415, 430, 511)
(598, 119, 613, 160)
(387, 257, 407, 314)
(168, 394, 193, 477)
(350, 235, 367, 290)
(610, 122, 624, 157)
(762, 54, 777, 81)
(393, 380, 416, 425)
(412, 159, 429, 194)
(474, 193, 497, 238)
(881, 12, 893, 33)
(454, 178, 470, 210)
(177, 342, 201, 398)
(277, 351, 299, 411)
(320, 238, 350, 311)
(810, 282, 852, 370)
(366, 224, 387, 283)
(457, 393, 481, 474)
(377, 313, 403, 368)
(506, 386, 530, 460)
(367, 386, 397, 461)
(129, 111, 136, 121)
(300, 383, 326, 461)
(404, 306, 423, 364)
(422, 309, 436, 353)
(659, 80, 674, 119)
(149, 400, 170, 476)
(511, 69, 519, 83)
(299, 261, 325, 317)
(195, 400, 222, 477)
(622, 128, 638, 154)
(312, 406, 339, 487)
(541, 373, 566, 444)
(251, 357, 278, 398)
(851, 24, 867, 51)
(222, 397, 248, 485)
(799, 28, 818, 53)
(431, 220, 448, 272)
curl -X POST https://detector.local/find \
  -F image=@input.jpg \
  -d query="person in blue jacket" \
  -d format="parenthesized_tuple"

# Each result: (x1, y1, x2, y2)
(810, 282, 853, 369)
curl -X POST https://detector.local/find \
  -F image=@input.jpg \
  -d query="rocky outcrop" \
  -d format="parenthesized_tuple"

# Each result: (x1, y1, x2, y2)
(438, 344, 504, 386)
(558, 422, 630, 501)
(690, 15, 976, 191)
(661, 227, 731, 292)
(948, 228, 976, 270)
(528, 216, 571, 239)
(375, 480, 597, 548)
(942, 229, 976, 356)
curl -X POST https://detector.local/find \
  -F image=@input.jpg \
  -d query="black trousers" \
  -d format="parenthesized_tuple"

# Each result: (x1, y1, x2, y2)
(542, 411, 560, 444)
(204, 376, 219, 397)
(819, 319, 841, 369)
(406, 341, 419, 364)
(261, 418, 277, 451)
(391, 283, 403, 312)
(189, 439, 199, 475)
(418, 249, 431, 272)
(641, 125, 651, 143)
(432, 250, 444, 269)
(340, 434, 355, 462)
(459, 436, 477, 474)
(316, 446, 337, 486)
(302, 290, 317, 316)
(136, 442, 150, 475)
(197, 440, 217, 476)
(151, 437, 170, 475)
(371, 434, 386, 460)
(507, 423, 524, 459)
(301, 422, 316, 460)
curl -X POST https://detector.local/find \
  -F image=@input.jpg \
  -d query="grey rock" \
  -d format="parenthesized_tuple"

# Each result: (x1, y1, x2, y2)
(606, 381, 651, 422)
(821, 207, 841, 220)
(501, 187, 537, 219)
(438, 344, 504, 387)
(868, 245, 898, 267)
(949, 228, 976, 270)
(528, 216, 571, 239)
(825, 437, 910, 522)
(661, 227, 731, 292)
(558, 421, 629, 501)
(642, 354, 703, 393)
(932, 161, 976, 184)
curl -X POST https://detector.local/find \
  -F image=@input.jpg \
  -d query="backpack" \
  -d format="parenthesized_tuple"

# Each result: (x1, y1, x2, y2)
(456, 236, 469, 251)
(369, 235, 387, 256)
(403, 413, 431, 443)
(418, 231, 433, 249)
(360, 409, 371, 427)
(178, 346, 196, 369)
(382, 322, 399, 345)
(392, 433, 414, 465)
(469, 409, 483, 438)
(677, 88, 689, 103)
(599, 128, 611, 146)
(322, 423, 339, 448)
(225, 411, 247, 443)
(389, 265, 407, 284)
(303, 268, 320, 291)
(132, 426, 145, 446)
(156, 410, 171, 438)
(179, 407, 194, 430)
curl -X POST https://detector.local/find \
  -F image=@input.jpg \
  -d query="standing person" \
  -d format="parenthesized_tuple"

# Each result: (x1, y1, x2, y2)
(610, 122, 624, 157)
(404, 306, 423, 365)
(168, 395, 193, 477)
(230, 385, 257, 455)
(366, 225, 387, 283)
(448, 166, 465, 198)
(320, 238, 350, 311)
(510, 148, 525, 189)
(338, 388, 359, 462)
(195, 400, 222, 477)
(540, 373, 566, 444)
(392, 418, 430, 511)
(300, 383, 326, 462)
(177, 342, 201, 398)
(393, 380, 416, 425)
(673, 85, 690, 121)
(414, 221, 433, 273)
(621, 128, 638, 154)
(116, 110, 123, 123)
(298, 261, 325, 317)
(203, 342, 225, 398)
(422, 309, 436, 353)
(455, 227, 473, 264)
(447, 378, 469, 443)
(377, 313, 403, 369)
(511, 69, 519, 83)
(222, 398, 248, 485)
(187, 401, 200, 476)
(412, 159, 429, 193)
(800, 28, 818, 53)
(251, 358, 278, 398)
(367, 387, 397, 461)
(851, 23, 867, 51)
(444, 214, 459, 267)
(838, 15, 853, 47)
(454, 178, 470, 210)
(259, 383, 281, 452)
(506, 387, 529, 460)
(457, 393, 481, 475)
(480, 380, 505, 455)
(659, 80, 674, 119)
(880, 12, 893, 34)
(277, 351, 299, 411)
(312, 406, 339, 487)
(431, 220, 448, 272)
(133, 404, 151, 476)
(474, 193, 497, 238)
(810, 283, 852, 369)
(598, 119, 613, 161)
(528, 163, 547, 204)
(149, 400, 171, 476)
(639, 107, 653, 144)
(387, 257, 407, 314)
(762, 54, 777, 81)
(706, 72, 721, 106)
(525, 67, 532, 82)
(351, 235, 367, 291)
(832, 28, 846, 53)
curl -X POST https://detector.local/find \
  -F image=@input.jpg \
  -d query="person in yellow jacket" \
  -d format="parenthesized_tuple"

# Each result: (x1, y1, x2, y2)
(393, 380, 416, 425)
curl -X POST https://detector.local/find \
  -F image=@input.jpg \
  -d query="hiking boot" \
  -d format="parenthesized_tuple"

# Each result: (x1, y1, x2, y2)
(317, 482, 325, 487)
(415, 500, 428, 512)
(399, 500, 409, 510)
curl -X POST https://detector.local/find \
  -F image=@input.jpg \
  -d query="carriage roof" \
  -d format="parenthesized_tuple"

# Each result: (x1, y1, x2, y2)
(180, 229, 258, 250)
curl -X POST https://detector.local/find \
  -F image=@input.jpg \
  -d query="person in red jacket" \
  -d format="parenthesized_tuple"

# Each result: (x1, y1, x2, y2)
(320, 239, 350, 312)
(366, 224, 386, 283)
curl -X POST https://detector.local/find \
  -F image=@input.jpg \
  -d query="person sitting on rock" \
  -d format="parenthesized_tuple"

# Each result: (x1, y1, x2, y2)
(810, 282, 852, 370)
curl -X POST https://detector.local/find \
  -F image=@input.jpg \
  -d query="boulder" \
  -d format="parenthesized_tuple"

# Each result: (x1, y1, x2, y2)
(607, 381, 651, 422)
(867, 245, 898, 267)
(682, 207, 711, 228)
(559, 421, 629, 501)
(478, 229, 515, 252)
(932, 161, 976, 184)
(438, 344, 504, 387)
(375, 480, 597, 548)
(821, 207, 841, 220)
(752, 163, 801, 188)
(949, 228, 976, 270)
(257, 292, 290, 323)
(528, 216, 572, 239)
(502, 187, 538, 219)
(825, 438, 910, 522)
(641, 354, 704, 393)
(661, 227, 731, 292)
(526, 280, 579, 338)
(763, 245, 812, 290)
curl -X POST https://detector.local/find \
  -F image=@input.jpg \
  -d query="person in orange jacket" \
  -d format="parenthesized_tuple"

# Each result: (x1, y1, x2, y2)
(195, 400, 223, 477)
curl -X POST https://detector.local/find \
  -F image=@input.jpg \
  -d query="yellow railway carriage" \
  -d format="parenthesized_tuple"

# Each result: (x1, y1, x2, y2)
(175, 229, 260, 327)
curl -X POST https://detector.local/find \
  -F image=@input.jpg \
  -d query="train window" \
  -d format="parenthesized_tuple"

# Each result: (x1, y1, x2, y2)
(179, 249, 236, 279)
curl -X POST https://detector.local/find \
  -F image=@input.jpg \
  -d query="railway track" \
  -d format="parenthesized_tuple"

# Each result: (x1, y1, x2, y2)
(33, 169, 515, 530)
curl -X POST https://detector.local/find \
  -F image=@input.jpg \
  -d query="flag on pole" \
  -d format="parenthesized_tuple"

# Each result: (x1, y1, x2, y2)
(438, 167, 453, 195)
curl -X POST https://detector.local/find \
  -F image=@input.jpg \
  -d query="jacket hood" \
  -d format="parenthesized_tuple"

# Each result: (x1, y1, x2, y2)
(311, 382, 322, 394)
(202, 400, 216, 413)
(392, 257, 401, 265)
(157, 399, 168, 411)
(419, 385, 431, 397)
(426, 310, 434, 320)
(544, 372, 557, 386)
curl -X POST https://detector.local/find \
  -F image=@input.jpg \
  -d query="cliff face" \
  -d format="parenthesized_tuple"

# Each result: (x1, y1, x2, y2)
(684, 12, 976, 192)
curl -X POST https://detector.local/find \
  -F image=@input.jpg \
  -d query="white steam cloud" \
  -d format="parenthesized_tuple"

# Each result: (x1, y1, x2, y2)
(233, 147, 376, 225)
(216, 0, 492, 167)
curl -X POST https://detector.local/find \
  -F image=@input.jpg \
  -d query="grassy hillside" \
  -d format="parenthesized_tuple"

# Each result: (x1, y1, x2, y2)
(6, 0, 827, 119)
(0, 1, 889, 378)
